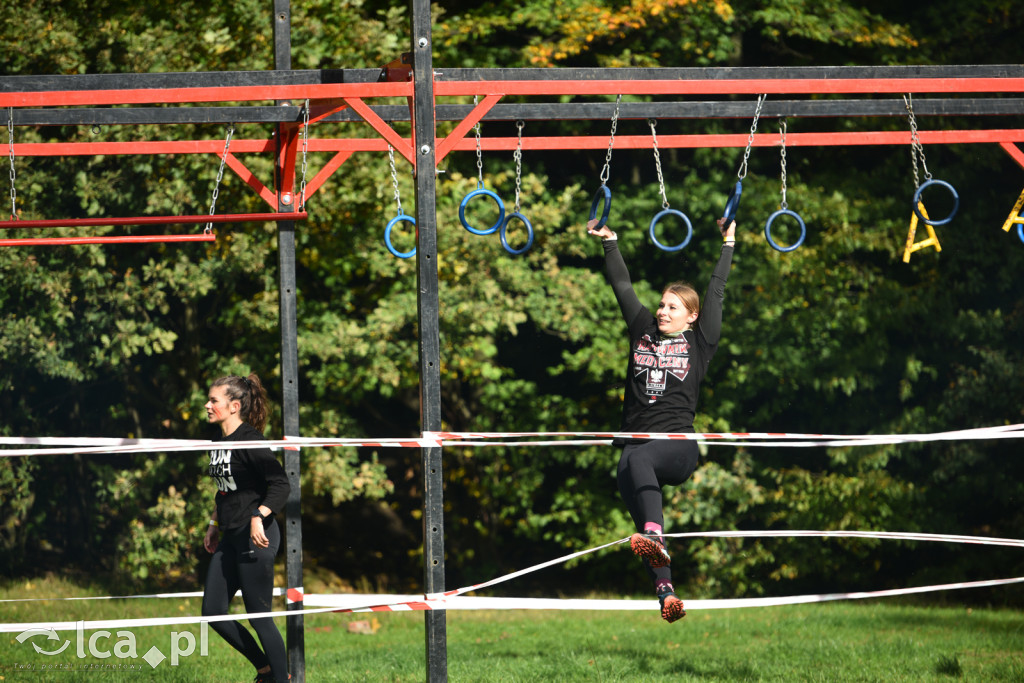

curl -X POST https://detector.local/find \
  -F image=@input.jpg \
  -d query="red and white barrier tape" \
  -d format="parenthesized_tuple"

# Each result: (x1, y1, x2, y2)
(0, 588, 299, 604)
(3, 423, 1020, 457)
(307, 574, 1024, 612)
(4, 574, 1023, 633)
(3, 529, 1022, 631)
(436, 423, 1024, 449)
(0, 436, 440, 458)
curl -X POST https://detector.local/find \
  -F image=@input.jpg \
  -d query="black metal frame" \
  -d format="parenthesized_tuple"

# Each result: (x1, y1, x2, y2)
(4, 4, 1024, 683)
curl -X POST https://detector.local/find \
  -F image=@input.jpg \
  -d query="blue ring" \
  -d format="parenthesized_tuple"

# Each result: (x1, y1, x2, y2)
(500, 212, 534, 255)
(589, 185, 612, 230)
(913, 179, 960, 226)
(1018, 222, 1024, 244)
(648, 209, 693, 252)
(459, 187, 505, 236)
(722, 180, 742, 224)
(385, 214, 416, 258)
(764, 209, 806, 252)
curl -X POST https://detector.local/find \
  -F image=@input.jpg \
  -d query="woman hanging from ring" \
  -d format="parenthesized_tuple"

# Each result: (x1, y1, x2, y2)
(586, 216, 737, 623)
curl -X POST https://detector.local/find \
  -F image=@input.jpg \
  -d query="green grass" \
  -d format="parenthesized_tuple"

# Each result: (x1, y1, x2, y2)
(1, 577, 1022, 681)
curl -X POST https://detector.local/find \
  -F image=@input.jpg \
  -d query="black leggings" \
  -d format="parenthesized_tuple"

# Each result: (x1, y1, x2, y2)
(617, 439, 699, 585)
(202, 519, 287, 681)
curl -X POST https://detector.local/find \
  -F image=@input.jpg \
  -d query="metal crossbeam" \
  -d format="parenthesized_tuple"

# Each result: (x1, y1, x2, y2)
(9, 98, 1024, 127)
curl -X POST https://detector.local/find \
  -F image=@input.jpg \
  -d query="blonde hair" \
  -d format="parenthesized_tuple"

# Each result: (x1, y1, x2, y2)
(663, 282, 700, 318)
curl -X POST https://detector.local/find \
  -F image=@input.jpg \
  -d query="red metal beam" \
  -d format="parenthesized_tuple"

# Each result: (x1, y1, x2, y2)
(224, 152, 278, 209)
(999, 142, 1024, 171)
(0, 83, 413, 108)
(458, 129, 1024, 151)
(0, 212, 307, 230)
(342, 97, 415, 163)
(277, 123, 301, 208)
(307, 99, 349, 127)
(0, 234, 216, 247)
(13, 129, 1024, 159)
(435, 93, 503, 165)
(13, 140, 275, 156)
(433, 78, 1024, 97)
(302, 151, 353, 202)
(4, 77, 1024, 110)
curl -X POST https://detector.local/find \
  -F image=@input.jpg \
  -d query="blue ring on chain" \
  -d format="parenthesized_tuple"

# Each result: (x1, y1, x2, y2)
(500, 212, 534, 255)
(589, 185, 612, 230)
(722, 180, 743, 224)
(384, 214, 416, 259)
(912, 179, 960, 226)
(459, 186, 505, 236)
(648, 209, 693, 252)
(764, 209, 806, 252)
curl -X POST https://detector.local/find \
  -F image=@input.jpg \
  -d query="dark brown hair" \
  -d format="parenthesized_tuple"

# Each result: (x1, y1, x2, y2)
(210, 373, 269, 433)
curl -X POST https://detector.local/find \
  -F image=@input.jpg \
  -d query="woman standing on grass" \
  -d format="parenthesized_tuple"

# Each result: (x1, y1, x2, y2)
(202, 373, 290, 682)
(587, 216, 736, 623)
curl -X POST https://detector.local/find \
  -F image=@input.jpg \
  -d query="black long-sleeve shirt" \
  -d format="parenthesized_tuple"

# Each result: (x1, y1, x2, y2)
(603, 238, 734, 434)
(207, 422, 290, 531)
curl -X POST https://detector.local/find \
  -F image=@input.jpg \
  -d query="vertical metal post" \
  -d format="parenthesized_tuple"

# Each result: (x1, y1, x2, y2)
(273, 1, 305, 681)
(410, 0, 447, 680)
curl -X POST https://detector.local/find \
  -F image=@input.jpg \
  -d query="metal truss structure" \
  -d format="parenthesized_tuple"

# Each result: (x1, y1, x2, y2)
(2, 0, 1023, 680)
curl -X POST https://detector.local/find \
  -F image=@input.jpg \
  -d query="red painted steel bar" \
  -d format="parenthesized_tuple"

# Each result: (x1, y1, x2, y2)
(0, 212, 307, 230)
(0, 82, 413, 108)
(12, 129, 1024, 159)
(435, 93, 502, 164)
(13, 140, 275, 156)
(0, 234, 217, 246)
(224, 154, 279, 209)
(1000, 142, 1024, 170)
(3, 77, 1024, 110)
(303, 151, 353, 200)
(343, 96, 415, 162)
(433, 78, 1024, 97)
(456, 129, 1024, 151)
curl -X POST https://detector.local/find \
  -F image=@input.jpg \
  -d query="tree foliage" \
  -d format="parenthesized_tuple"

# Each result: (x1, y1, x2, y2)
(2, 0, 1024, 601)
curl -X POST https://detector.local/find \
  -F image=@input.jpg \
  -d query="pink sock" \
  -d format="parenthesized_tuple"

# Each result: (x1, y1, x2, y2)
(655, 580, 674, 595)
(643, 522, 663, 535)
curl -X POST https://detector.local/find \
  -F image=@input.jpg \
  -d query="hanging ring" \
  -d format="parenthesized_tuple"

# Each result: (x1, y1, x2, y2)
(912, 179, 959, 226)
(385, 214, 417, 258)
(1017, 223, 1024, 244)
(764, 209, 806, 252)
(459, 187, 505, 236)
(500, 212, 534, 255)
(722, 180, 743, 224)
(589, 185, 612, 230)
(649, 209, 693, 252)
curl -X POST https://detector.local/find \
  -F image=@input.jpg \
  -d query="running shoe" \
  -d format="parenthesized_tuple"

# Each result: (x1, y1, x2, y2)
(658, 590, 686, 623)
(630, 531, 671, 568)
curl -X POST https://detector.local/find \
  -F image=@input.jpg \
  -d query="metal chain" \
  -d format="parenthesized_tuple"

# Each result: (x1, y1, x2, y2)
(737, 94, 767, 180)
(779, 118, 788, 210)
(473, 95, 484, 187)
(7, 108, 17, 220)
(298, 99, 310, 211)
(903, 94, 931, 187)
(388, 143, 403, 215)
(648, 119, 670, 209)
(513, 120, 524, 213)
(206, 124, 235, 234)
(598, 94, 623, 185)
